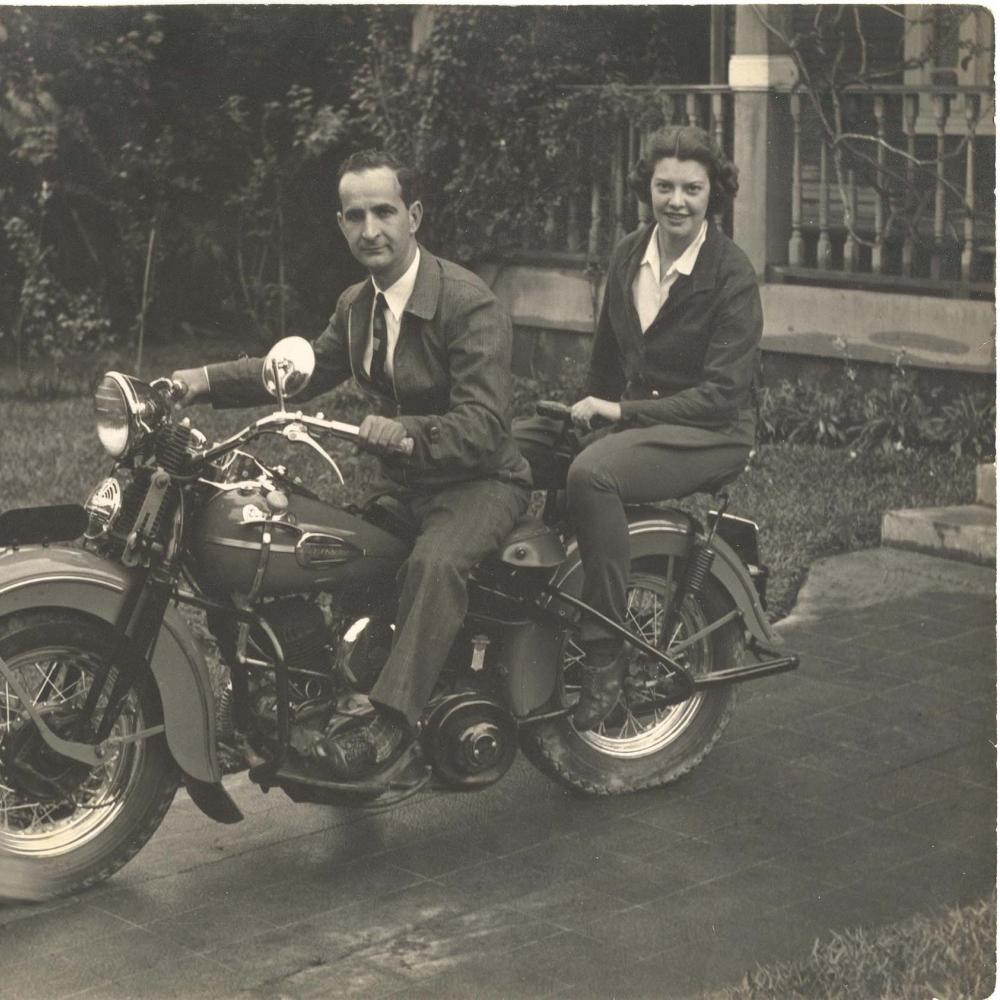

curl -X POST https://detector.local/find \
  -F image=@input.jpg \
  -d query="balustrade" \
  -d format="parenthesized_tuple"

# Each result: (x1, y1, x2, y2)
(512, 85, 734, 262)
(506, 82, 992, 301)
(779, 84, 994, 297)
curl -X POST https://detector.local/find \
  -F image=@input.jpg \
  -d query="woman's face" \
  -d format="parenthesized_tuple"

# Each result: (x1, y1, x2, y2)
(649, 157, 711, 246)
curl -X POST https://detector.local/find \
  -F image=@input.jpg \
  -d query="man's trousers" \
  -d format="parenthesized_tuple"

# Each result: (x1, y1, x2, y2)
(369, 478, 530, 728)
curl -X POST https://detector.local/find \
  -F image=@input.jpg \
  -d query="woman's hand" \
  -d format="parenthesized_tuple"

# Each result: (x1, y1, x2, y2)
(570, 396, 622, 430)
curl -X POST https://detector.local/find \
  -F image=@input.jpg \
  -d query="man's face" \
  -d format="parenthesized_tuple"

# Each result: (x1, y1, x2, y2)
(337, 166, 422, 288)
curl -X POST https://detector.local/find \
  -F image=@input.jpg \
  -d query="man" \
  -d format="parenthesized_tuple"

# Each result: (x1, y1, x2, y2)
(173, 149, 531, 779)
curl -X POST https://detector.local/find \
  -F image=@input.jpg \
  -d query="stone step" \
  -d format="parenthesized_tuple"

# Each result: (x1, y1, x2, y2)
(976, 462, 996, 507)
(882, 504, 996, 566)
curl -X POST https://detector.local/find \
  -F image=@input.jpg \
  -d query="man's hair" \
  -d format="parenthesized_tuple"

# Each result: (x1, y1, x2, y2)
(337, 149, 419, 207)
(628, 125, 739, 217)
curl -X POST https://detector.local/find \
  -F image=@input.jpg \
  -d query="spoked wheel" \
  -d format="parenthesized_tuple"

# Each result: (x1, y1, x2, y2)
(521, 563, 740, 796)
(0, 611, 178, 899)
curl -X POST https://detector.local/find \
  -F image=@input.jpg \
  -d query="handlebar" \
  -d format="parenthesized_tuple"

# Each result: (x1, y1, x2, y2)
(535, 400, 572, 422)
(535, 399, 613, 430)
(150, 376, 189, 405)
(202, 410, 413, 464)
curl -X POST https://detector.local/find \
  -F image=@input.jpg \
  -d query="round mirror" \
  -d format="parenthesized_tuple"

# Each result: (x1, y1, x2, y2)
(262, 336, 315, 402)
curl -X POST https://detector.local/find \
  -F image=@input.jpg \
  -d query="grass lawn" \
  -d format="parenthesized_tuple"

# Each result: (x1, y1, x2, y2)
(710, 894, 996, 1000)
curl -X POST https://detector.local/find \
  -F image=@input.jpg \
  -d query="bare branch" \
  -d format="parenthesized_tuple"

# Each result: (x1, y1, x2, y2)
(853, 6, 869, 79)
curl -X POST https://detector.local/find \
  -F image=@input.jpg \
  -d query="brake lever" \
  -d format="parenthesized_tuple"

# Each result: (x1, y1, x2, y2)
(282, 423, 345, 485)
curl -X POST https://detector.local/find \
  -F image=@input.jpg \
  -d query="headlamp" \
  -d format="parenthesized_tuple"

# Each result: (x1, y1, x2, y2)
(94, 373, 168, 459)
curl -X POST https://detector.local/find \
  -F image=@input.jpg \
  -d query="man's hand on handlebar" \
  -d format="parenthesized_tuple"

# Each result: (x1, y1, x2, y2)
(168, 367, 210, 408)
(570, 396, 622, 430)
(358, 415, 412, 456)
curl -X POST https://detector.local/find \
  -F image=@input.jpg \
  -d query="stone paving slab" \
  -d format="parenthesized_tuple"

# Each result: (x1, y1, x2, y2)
(0, 548, 995, 999)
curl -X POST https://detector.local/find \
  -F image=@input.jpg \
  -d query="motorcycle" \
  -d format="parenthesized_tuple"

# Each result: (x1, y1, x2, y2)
(0, 337, 797, 899)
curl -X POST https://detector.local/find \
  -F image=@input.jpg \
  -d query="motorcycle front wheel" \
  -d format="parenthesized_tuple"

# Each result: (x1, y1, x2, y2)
(520, 561, 739, 796)
(0, 610, 178, 899)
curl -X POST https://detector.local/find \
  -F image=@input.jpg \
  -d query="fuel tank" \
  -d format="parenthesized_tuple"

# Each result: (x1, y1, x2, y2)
(188, 484, 410, 598)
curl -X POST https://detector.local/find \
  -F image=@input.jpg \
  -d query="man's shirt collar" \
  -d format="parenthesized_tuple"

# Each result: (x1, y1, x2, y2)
(374, 248, 421, 321)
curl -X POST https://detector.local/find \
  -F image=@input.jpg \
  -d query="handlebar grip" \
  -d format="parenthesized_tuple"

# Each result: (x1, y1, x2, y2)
(535, 400, 572, 421)
(150, 376, 188, 404)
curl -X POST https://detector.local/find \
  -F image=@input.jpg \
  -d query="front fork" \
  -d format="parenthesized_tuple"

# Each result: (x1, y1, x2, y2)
(0, 470, 182, 766)
(0, 566, 172, 769)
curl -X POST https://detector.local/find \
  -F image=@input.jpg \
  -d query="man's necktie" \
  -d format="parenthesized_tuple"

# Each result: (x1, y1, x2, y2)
(371, 292, 392, 395)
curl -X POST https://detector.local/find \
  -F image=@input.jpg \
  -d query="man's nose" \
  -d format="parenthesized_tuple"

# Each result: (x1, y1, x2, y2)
(361, 213, 379, 239)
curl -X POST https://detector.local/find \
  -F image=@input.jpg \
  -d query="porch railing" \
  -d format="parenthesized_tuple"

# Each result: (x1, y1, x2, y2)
(517, 85, 735, 262)
(506, 82, 994, 301)
(774, 84, 995, 298)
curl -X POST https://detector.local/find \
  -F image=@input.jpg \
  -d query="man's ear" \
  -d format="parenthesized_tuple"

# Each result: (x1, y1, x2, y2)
(408, 200, 423, 235)
(336, 211, 346, 237)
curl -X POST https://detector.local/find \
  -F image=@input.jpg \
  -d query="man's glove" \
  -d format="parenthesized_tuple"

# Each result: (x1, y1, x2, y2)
(358, 415, 412, 455)
(169, 367, 211, 408)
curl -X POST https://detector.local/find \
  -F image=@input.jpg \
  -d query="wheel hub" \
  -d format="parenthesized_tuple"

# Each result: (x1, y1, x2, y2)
(4, 710, 94, 803)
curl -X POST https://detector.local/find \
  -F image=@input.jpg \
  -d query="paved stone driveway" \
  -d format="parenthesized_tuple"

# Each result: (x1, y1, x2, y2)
(1, 550, 994, 999)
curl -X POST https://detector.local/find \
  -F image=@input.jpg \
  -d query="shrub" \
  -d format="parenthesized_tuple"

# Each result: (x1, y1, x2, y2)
(758, 378, 864, 447)
(923, 389, 997, 459)
(850, 370, 931, 454)
(758, 368, 995, 459)
(2, 203, 119, 398)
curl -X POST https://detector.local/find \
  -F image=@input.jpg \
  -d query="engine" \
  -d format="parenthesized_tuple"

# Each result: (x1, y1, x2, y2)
(213, 598, 518, 793)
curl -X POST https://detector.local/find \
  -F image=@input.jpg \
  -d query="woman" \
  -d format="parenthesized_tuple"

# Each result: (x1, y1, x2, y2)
(568, 124, 762, 731)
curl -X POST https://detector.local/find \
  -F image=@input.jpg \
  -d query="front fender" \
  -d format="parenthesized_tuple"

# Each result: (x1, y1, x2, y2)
(0, 545, 220, 782)
(551, 508, 782, 649)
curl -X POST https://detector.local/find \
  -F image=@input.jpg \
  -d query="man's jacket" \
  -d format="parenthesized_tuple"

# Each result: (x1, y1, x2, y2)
(206, 248, 531, 491)
(588, 222, 762, 450)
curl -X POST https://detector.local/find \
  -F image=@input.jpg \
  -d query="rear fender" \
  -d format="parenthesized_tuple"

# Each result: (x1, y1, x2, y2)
(551, 506, 782, 649)
(0, 545, 220, 782)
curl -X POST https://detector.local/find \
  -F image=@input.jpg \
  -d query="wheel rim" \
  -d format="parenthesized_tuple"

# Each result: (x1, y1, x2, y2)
(565, 574, 714, 759)
(0, 644, 146, 858)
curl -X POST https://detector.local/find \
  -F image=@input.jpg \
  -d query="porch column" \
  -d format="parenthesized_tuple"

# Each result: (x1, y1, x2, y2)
(729, 6, 797, 275)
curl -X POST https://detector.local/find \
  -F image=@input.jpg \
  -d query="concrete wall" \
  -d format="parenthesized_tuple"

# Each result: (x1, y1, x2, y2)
(479, 261, 996, 383)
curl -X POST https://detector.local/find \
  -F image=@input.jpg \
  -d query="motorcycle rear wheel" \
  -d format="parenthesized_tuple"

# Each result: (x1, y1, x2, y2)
(0, 610, 178, 899)
(520, 563, 739, 796)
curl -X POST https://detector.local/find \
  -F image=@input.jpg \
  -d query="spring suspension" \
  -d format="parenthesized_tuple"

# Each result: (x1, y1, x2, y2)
(216, 686, 236, 742)
(659, 493, 729, 648)
(680, 541, 715, 603)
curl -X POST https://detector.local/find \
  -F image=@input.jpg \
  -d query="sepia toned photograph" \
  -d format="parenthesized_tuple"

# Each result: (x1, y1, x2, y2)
(0, 4, 995, 998)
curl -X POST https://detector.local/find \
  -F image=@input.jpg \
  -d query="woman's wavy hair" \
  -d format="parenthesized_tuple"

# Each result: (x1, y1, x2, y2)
(628, 125, 739, 217)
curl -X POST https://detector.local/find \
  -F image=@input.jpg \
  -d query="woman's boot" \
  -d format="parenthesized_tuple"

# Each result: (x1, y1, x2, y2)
(572, 638, 627, 731)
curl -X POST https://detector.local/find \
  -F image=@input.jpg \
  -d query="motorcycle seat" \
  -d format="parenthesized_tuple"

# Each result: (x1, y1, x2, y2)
(698, 462, 748, 496)
(365, 499, 566, 569)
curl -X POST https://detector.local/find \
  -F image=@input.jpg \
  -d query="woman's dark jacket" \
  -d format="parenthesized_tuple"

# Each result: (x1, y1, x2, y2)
(588, 222, 762, 449)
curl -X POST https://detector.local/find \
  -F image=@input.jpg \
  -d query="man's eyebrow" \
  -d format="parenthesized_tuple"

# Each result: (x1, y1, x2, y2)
(345, 201, 397, 213)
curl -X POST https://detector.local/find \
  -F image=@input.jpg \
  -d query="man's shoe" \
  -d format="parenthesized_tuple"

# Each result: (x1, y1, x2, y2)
(572, 640, 627, 732)
(324, 712, 408, 780)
